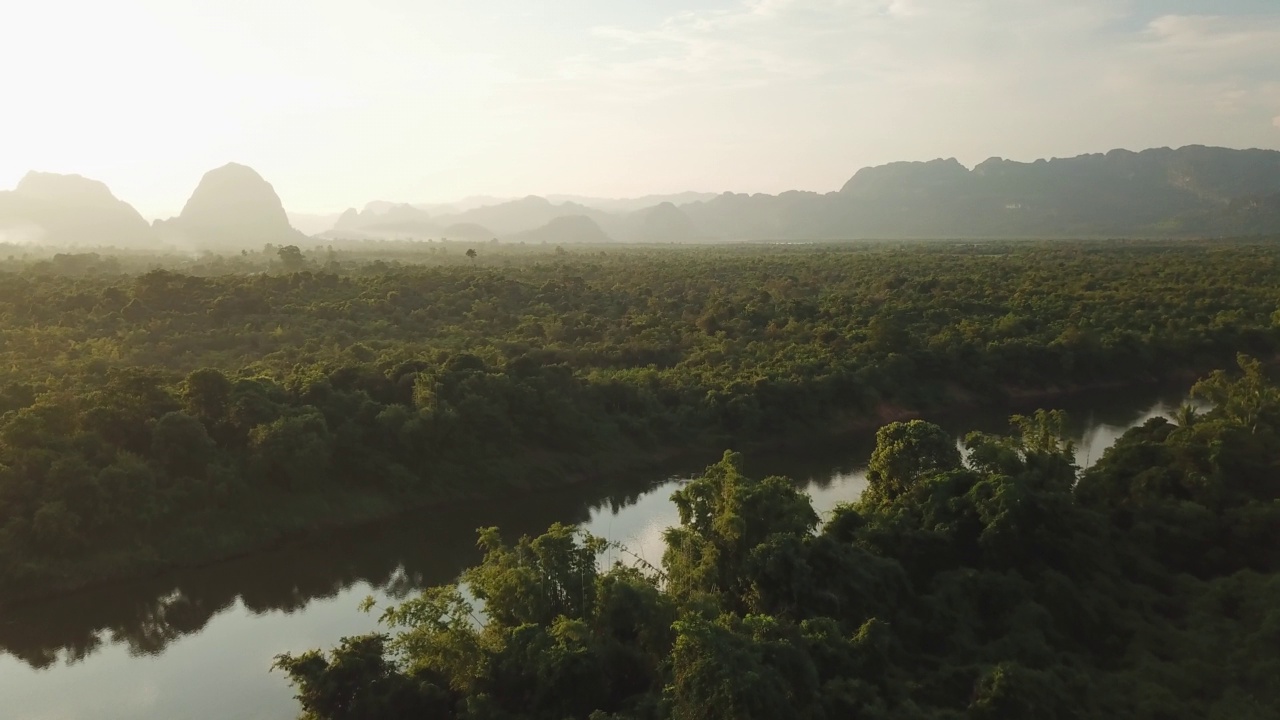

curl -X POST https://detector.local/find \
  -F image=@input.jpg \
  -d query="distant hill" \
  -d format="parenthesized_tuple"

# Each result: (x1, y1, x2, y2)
(339, 204, 436, 237)
(414, 196, 515, 215)
(439, 223, 497, 242)
(544, 192, 717, 213)
(624, 202, 702, 242)
(156, 163, 307, 249)
(680, 145, 1280, 239)
(329, 196, 615, 240)
(505, 215, 612, 244)
(14, 144, 1280, 249)
(330, 148, 1280, 241)
(332, 193, 715, 240)
(439, 196, 613, 236)
(0, 172, 158, 247)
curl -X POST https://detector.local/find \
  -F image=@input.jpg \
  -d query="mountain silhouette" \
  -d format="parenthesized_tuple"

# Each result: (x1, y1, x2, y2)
(505, 215, 613, 244)
(156, 163, 306, 248)
(679, 145, 1280, 239)
(443, 196, 598, 236)
(439, 223, 497, 242)
(329, 196, 617, 240)
(23, 144, 1280, 249)
(334, 146, 1280, 242)
(625, 202, 701, 242)
(0, 172, 157, 247)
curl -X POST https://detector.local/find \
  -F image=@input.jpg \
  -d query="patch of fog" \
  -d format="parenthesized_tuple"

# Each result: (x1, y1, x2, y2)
(0, 222, 47, 245)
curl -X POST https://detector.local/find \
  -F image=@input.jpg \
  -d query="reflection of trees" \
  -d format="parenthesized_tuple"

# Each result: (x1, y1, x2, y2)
(119, 591, 235, 656)
(0, 582, 237, 669)
(0, 477, 623, 670)
(593, 484, 659, 517)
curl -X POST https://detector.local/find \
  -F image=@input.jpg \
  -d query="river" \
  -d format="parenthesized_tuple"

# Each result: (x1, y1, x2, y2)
(0, 384, 1193, 720)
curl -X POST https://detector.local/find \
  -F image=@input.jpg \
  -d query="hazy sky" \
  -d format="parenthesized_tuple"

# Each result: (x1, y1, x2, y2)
(3, 0, 1279, 217)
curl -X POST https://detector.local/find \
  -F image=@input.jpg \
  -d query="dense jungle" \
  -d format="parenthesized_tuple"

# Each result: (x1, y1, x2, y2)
(0, 238, 1277, 606)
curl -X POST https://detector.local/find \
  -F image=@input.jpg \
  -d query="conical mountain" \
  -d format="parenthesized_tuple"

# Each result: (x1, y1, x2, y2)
(158, 163, 306, 248)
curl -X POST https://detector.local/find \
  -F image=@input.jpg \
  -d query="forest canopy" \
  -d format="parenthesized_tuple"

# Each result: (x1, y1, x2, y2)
(0, 239, 1278, 601)
(276, 356, 1280, 719)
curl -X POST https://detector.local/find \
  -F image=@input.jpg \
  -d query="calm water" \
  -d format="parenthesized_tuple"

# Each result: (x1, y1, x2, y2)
(1, 385, 1193, 720)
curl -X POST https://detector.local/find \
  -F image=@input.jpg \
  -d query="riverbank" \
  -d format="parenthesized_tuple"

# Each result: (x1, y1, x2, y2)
(0, 371, 1199, 609)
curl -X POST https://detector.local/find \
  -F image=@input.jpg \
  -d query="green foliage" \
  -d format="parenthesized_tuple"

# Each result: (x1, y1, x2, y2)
(277, 358, 1280, 719)
(664, 451, 817, 610)
(2, 239, 1280, 600)
(466, 523, 606, 627)
(277, 245, 306, 272)
(865, 420, 961, 504)
(273, 635, 456, 720)
(248, 410, 332, 490)
(150, 411, 214, 479)
(183, 368, 232, 424)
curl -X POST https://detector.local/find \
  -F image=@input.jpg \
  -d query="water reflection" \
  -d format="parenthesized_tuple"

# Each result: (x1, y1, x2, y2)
(0, 483, 617, 670)
(0, 383, 1191, 720)
(582, 385, 1194, 569)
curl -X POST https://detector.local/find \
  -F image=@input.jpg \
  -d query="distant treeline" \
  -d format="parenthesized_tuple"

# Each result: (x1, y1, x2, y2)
(0, 239, 1278, 600)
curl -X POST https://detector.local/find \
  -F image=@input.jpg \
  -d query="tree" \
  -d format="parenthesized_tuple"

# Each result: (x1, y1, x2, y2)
(464, 523, 606, 627)
(664, 451, 817, 609)
(1173, 403, 1199, 428)
(465, 248, 477, 265)
(248, 411, 332, 489)
(273, 635, 456, 720)
(183, 368, 232, 425)
(865, 420, 961, 504)
(277, 245, 305, 271)
(30, 501, 83, 554)
(151, 411, 216, 479)
(1192, 354, 1280, 434)
(270, 374, 1280, 720)
(669, 615, 813, 720)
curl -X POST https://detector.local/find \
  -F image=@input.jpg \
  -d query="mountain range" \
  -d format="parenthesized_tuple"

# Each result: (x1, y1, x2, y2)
(0, 163, 305, 250)
(322, 145, 1280, 242)
(3, 144, 1280, 249)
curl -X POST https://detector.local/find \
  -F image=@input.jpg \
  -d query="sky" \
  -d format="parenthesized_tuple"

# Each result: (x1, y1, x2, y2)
(2, 0, 1279, 218)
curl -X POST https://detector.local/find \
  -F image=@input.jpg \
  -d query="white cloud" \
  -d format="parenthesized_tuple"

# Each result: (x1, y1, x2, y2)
(557, 3, 1280, 135)
(1144, 13, 1280, 49)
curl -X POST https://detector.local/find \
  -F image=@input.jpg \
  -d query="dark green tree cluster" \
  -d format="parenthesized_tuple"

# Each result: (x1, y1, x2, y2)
(278, 357, 1280, 719)
(2, 239, 1280, 599)
(0, 355, 616, 597)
